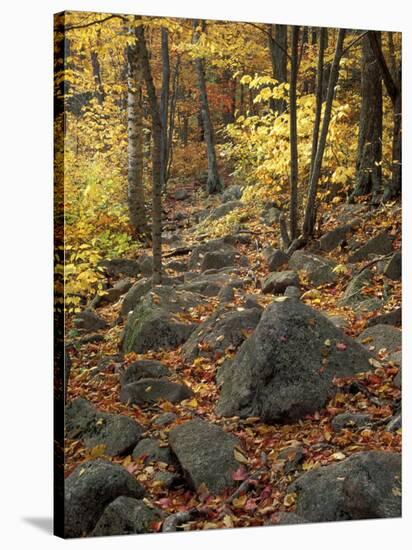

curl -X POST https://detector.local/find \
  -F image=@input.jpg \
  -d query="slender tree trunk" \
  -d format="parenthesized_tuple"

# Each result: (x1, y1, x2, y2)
(91, 50, 104, 103)
(193, 20, 222, 194)
(166, 56, 180, 182)
(160, 28, 170, 189)
(268, 24, 288, 113)
(352, 32, 383, 199)
(302, 29, 346, 238)
(368, 30, 401, 199)
(136, 24, 163, 285)
(127, 40, 148, 238)
(309, 28, 327, 175)
(289, 26, 300, 241)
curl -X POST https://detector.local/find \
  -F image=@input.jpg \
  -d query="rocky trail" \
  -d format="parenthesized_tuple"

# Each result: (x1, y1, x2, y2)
(64, 184, 401, 537)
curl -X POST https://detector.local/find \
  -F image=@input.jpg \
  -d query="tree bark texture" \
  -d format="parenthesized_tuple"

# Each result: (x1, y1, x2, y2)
(289, 26, 300, 241)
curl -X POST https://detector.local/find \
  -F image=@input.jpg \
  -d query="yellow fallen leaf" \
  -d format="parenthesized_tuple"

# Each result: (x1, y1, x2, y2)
(331, 452, 346, 461)
(234, 447, 249, 465)
(232, 494, 247, 509)
(223, 514, 234, 528)
(283, 492, 297, 507)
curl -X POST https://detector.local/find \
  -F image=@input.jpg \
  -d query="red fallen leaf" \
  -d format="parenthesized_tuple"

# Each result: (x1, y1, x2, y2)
(156, 498, 172, 509)
(245, 499, 257, 512)
(336, 342, 347, 351)
(260, 485, 272, 500)
(367, 374, 382, 385)
(232, 466, 248, 481)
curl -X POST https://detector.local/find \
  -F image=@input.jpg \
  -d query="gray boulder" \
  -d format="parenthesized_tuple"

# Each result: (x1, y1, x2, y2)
(366, 307, 401, 328)
(261, 271, 300, 294)
(357, 324, 401, 355)
(188, 239, 237, 270)
(348, 231, 393, 263)
(64, 459, 145, 538)
(121, 275, 184, 317)
(217, 298, 372, 422)
(384, 251, 401, 280)
(166, 259, 188, 272)
(182, 307, 262, 362)
(132, 438, 174, 464)
(331, 412, 371, 432)
(200, 250, 236, 272)
(65, 398, 144, 456)
(319, 223, 357, 252)
(270, 512, 308, 525)
(91, 496, 163, 537)
(73, 310, 108, 332)
(218, 285, 235, 303)
(120, 378, 193, 405)
(174, 188, 189, 200)
(289, 250, 337, 286)
(152, 412, 178, 427)
(121, 360, 171, 386)
(99, 258, 141, 278)
(90, 278, 132, 309)
(122, 287, 201, 353)
(222, 185, 242, 203)
(339, 269, 381, 312)
(169, 419, 245, 494)
(262, 206, 282, 226)
(289, 451, 401, 521)
(267, 249, 289, 272)
(206, 200, 243, 222)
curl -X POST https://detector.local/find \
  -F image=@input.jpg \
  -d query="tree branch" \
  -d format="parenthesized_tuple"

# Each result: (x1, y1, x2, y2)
(368, 30, 398, 102)
(65, 14, 128, 31)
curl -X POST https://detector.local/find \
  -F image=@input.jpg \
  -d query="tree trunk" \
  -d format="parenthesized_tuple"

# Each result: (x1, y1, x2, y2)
(160, 27, 170, 189)
(352, 32, 383, 199)
(193, 20, 223, 194)
(136, 24, 163, 285)
(302, 29, 346, 238)
(127, 39, 149, 238)
(289, 26, 299, 241)
(309, 28, 327, 175)
(91, 50, 104, 103)
(268, 24, 287, 113)
(368, 30, 401, 199)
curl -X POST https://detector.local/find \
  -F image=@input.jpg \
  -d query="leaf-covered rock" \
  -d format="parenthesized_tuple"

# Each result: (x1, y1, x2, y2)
(289, 451, 401, 521)
(64, 459, 145, 538)
(169, 419, 245, 494)
(120, 378, 193, 405)
(217, 298, 372, 422)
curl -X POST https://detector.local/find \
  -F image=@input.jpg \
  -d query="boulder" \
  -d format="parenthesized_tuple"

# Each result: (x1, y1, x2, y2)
(222, 185, 242, 203)
(169, 419, 244, 494)
(284, 285, 301, 299)
(73, 310, 108, 332)
(174, 188, 189, 200)
(152, 412, 178, 427)
(166, 259, 188, 273)
(289, 250, 337, 286)
(65, 398, 144, 456)
(270, 512, 308, 525)
(182, 307, 262, 362)
(289, 451, 401, 521)
(357, 324, 401, 355)
(267, 249, 289, 272)
(348, 231, 393, 263)
(339, 269, 381, 312)
(90, 278, 132, 308)
(121, 360, 171, 386)
(120, 378, 193, 405)
(182, 271, 246, 297)
(121, 275, 185, 317)
(384, 251, 401, 281)
(319, 223, 357, 252)
(188, 239, 237, 270)
(331, 412, 371, 432)
(200, 250, 236, 272)
(366, 307, 401, 328)
(91, 496, 163, 537)
(64, 459, 145, 538)
(262, 206, 282, 226)
(217, 298, 372, 422)
(205, 200, 243, 222)
(122, 287, 201, 353)
(261, 271, 300, 294)
(218, 285, 235, 303)
(99, 258, 141, 278)
(132, 438, 174, 464)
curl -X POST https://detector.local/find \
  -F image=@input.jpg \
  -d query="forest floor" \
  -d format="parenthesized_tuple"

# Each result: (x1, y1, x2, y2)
(64, 179, 401, 533)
